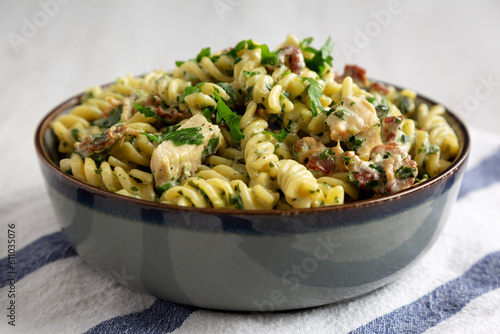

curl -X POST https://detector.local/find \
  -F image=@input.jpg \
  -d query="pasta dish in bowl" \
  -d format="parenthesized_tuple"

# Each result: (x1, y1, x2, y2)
(35, 35, 469, 311)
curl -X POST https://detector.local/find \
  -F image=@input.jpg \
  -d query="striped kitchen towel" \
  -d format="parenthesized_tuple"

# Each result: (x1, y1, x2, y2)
(1, 126, 499, 333)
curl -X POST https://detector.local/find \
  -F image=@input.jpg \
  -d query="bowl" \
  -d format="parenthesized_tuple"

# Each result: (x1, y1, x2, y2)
(35, 86, 470, 312)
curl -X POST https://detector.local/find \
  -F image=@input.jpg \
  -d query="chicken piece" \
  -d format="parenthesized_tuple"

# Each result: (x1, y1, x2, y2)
(151, 114, 222, 188)
(326, 96, 381, 159)
(292, 137, 347, 175)
(345, 144, 418, 195)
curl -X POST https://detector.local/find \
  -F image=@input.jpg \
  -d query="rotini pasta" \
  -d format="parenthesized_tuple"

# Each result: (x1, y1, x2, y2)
(51, 35, 460, 209)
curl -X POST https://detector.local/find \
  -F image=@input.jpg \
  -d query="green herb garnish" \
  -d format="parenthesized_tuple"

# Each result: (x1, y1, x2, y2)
(264, 128, 289, 143)
(347, 135, 366, 151)
(229, 185, 244, 209)
(303, 77, 326, 116)
(217, 82, 237, 107)
(302, 36, 334, 75)
(180, 83, 205, 103)
(214, 92, 245, 143)
(369, 163, 386, 174)
(201, 137, 220, 160)
(395, 166, 416, 179)
(92, 105, 123, 128)
(196, 47, 211, 62)
(143, 126, 204, 146)
(319, 149, 335, 160)
(243, 70, 260, 78)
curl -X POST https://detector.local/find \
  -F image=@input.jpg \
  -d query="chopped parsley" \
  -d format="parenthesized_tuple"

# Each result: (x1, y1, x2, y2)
(397, 96, 414, 114)
(369, 163, 386, 174)
(134, 103, 157, 118)
(301, 36, 334, 76)
(92, 105, 122, 128)
(214, 92, 245, 143)
(202, 106, 215, 122)
(180, 83, 205, 103)
(143, 126, 204, 146)
(216, 82, 237, 108)
(427, 144, 440, 155)
(365, 180, 379, 189)
(201, 136, 220, 160)
(332, 108, 349, 120)
(281, 69, 291, 78)
(366, 96, 376, 104)
(395, 166, 416, 179)
(229, 185, 244, 209)
(303, 77, 326, 116)
(347, 173, 360, 187)
(226, 39, 278, 66)
(264, 128, 289, 143)
(319, 149, 335, 160)
(375, 97, 390, 119)
(243, 70, 260, 78)
(70, 128, 80, 141)
(346, 135, 366, 151)
(157, 182, 174, 194)
(196, 47, 211, 62)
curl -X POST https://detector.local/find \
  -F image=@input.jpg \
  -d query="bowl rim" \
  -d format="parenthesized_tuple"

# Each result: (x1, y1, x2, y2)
(35, 81, 471, 217)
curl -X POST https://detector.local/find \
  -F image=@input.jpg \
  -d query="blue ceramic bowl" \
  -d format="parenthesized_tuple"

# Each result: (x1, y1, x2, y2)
(35, 89, 470, 311)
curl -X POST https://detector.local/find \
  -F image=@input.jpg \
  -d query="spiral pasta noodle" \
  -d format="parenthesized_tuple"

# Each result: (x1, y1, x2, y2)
(51, 35, 460, 209)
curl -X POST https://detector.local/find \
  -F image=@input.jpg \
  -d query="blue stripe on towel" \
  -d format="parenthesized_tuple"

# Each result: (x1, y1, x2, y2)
(84, 299, 196, 334)
(0, 231, 77, 289)
(349, 250, 500, 334)
(458, 147, 500, 199)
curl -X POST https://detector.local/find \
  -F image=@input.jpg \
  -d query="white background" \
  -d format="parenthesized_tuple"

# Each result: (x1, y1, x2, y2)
(1, 0, 499, 201)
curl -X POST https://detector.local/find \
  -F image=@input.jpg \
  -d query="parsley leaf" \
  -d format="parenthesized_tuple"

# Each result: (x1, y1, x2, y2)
(202, 106, 215, 123)
(214, 92, 245, 143)
(226, 40, 248, 58)
(196, 47, 211, 62)
(92, 105, 123, 128)
(319, 149, 335, 160)
(299, 37, 314, 50)
(243, 70, 260, 78)
(134, 103, 157, 118)
(157, 182, 174, 194)
(281, 69, 291, 78)
(395, 166, 416, 179)
(332, 109, 349, 120)
(226, 39, 278, 66)
(264, 128, 289, 143)
(143, 126, 203, 146)
(216, 82, 237, 108)
(369, 163, 386, 174)
(201, 136, 220, 160)
(303, 36, 334, 75)
(70, 128, 80, 141)
(303, 77, 326, 116)
(229, 185, 244, 209)
(347, 135, 366, 151)
(180, 83, 205, 103)
(257, 43, 278, 66)
(427, 144, 440, 155)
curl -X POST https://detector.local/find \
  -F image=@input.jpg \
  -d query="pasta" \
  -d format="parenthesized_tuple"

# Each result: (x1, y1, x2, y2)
(51, 35, 460, 209)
